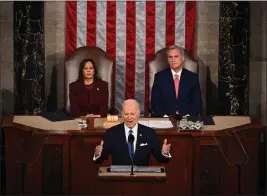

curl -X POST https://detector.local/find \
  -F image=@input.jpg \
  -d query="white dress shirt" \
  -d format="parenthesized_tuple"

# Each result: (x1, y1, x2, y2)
(169, 68, 190, 117)
(124, 123, 138, 153)
(171, 68, 182, 79)
(124, 123, 171, 158)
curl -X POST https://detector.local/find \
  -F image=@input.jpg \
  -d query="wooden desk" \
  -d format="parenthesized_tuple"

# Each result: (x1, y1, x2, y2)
(1, 116, 263, 195)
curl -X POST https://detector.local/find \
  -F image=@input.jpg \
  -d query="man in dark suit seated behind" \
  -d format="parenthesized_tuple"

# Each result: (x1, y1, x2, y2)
(93, 99, 171, 166)
(151, 45, 202, 117)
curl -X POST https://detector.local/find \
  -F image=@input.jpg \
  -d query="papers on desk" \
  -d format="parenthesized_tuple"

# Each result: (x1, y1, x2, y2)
(137, 167, 162, 173)
(110, 165, 162, 173)
(40, 111, 74, 122)
(138, 119, 173, 129)
(111, 165, 136, 172)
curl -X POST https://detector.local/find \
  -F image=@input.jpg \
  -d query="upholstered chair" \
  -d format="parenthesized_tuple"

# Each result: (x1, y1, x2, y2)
(148, 48, 207, 115)
(64, 46, 114, 114)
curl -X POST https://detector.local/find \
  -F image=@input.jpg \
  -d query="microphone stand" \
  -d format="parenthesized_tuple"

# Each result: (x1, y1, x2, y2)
(233, 131, 248, 196)
(130, 160, 134, 176)
(213, 130, 249, 196)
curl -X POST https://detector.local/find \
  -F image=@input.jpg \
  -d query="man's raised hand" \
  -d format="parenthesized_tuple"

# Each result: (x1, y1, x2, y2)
(95, 140, 104, 157)
(162, 139, 171, 155)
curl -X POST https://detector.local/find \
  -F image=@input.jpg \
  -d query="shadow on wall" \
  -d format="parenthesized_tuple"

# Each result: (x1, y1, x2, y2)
(0, 89, 14, 115)
(46, 64, 58, 112)
(196, 57, 220, 115)
(46, 54, 65, 113)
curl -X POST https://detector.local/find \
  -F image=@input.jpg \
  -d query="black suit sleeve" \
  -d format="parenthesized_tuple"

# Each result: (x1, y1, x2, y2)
(93, 130, 112, 164)
(151, 129, 169, 163)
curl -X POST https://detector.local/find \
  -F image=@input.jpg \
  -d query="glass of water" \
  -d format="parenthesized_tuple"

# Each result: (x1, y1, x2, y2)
(195, 121, 203, 131)
(179, 118, 188, 130)
(78, 116, 88, 130)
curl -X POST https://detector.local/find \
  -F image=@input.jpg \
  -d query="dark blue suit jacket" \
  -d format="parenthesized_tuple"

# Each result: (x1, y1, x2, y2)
(151, 68, 202, 116)
(93, 123, 169, 166)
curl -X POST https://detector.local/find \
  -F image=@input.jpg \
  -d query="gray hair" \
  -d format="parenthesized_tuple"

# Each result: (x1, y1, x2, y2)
(166, 45, 184, 56)
(122, 99, 140, 114)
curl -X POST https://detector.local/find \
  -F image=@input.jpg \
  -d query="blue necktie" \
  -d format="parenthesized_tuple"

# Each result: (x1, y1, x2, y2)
(127, 130, 134, 160)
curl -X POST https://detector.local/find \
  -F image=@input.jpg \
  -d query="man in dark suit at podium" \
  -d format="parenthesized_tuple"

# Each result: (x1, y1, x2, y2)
(93, 99, 171, 166)
(151, 45, 202, 117)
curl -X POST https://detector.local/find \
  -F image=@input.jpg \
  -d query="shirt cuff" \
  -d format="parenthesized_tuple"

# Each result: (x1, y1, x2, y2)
(93, 153, 101, 161)
(162, 152, 172, 158)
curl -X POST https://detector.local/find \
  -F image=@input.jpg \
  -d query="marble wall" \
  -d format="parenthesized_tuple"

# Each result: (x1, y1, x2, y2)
(0, 1, 267, 123)
(218, 2, 250, 115)
(13, 2, 45, 114)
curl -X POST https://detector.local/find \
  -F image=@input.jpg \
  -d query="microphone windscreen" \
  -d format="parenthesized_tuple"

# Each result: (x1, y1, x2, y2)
(175, 113, 183, 120)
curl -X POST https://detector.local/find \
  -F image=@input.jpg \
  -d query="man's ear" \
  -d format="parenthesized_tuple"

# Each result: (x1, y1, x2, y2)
(137, 111, 140, 118)
(181, 56, 185, 63)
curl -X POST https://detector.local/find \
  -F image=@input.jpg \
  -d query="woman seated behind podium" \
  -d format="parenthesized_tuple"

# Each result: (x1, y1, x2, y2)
(69, 58, 109, 118)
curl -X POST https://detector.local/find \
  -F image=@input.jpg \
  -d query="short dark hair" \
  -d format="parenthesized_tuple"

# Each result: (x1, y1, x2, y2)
(78, 58, 100, 81)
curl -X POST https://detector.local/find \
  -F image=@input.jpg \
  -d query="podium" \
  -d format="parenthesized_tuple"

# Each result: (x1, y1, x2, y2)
(96, 166, 166, 196)
(1, 116, 264, 195)
(98, 166, 166, 180)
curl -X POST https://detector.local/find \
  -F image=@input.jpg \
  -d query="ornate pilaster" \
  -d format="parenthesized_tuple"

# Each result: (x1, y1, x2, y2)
(14, 2, 45, 114)
(218, 2, 250, 115)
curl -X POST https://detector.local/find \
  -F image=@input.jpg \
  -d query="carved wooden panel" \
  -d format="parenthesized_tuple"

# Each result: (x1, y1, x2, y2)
(199, 146, 220, 195)
(42, 144, 63, 194)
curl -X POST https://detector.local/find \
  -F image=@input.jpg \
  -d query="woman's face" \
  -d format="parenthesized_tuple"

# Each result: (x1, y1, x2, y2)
(82, 61, 95, 80)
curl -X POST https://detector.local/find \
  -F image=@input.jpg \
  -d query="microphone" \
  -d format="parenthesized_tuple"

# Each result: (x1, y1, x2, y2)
(174, 113, 183, 121)
(128, 133, 135, 175)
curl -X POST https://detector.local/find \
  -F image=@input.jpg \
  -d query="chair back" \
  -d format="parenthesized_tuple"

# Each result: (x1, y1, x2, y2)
(148, 48, 207, 114)
(65, 46, 114, 114)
